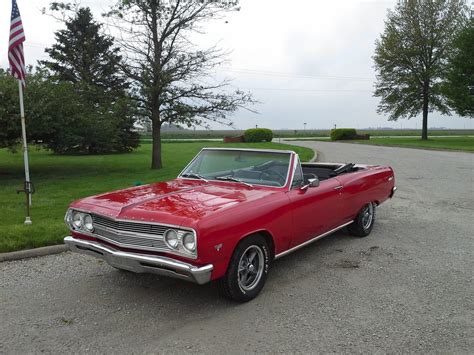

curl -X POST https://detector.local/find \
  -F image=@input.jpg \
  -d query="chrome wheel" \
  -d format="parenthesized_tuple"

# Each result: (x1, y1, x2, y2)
(237, 245, 264, 292)
(362, 203, 374, 230)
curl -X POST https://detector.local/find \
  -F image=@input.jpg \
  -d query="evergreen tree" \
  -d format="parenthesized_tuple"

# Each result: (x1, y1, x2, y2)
(41, 6, 125, 93)
(39, 5, 139, 154)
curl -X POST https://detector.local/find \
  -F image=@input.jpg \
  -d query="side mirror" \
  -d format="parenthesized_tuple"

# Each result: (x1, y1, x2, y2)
(300, 177, 320, 190)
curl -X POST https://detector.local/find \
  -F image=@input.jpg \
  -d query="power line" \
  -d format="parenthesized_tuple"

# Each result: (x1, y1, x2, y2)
(221, 67, 374, 82)
(243, 87, 372, 93)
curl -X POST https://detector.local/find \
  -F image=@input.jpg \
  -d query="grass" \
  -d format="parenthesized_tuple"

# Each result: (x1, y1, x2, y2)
(347, 136, 474, 152)
(0, 142, 313, 253)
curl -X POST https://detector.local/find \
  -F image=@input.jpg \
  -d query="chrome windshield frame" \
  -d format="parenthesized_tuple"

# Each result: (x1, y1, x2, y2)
(177, 148, 296, 189)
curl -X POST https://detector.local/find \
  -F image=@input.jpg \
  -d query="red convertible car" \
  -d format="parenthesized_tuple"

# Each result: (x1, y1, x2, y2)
(64, 148, 396, 302)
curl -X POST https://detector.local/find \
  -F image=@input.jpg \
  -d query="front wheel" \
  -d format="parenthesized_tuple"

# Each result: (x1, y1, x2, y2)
(218, 235, 271, 302)
(348, 202, 376, 237)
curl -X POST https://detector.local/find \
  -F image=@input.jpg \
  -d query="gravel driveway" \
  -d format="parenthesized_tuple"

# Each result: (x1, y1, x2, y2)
(1, 141, 473, 353)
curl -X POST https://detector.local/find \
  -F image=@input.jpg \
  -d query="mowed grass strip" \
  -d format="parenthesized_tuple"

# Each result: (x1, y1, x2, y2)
(348, 136, 474, 152)
(0, 142, 313, 253)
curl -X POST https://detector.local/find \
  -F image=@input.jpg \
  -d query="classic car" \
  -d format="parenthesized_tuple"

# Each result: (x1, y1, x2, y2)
(64, 148, 396, 302)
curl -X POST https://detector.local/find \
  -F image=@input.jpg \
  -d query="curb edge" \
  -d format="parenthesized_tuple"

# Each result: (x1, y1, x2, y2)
(0, 244, 68, 262)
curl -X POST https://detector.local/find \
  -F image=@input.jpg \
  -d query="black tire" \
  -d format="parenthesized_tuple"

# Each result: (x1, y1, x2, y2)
(348, 202, 376, 237)
(218, 234, 271, 302)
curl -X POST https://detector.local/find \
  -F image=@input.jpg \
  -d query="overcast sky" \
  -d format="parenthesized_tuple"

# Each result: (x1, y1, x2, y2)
(1, 0, 472, 130)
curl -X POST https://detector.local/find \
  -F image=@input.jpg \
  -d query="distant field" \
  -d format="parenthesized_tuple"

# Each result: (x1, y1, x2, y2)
(0, 142, 313, 253)
(348, 136, 474, 152)
(146, 129, 474, 140)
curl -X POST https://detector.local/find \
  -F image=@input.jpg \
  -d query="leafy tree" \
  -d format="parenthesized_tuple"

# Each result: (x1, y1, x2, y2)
(0, 67, 139, 154)
(106, 0, 255, 169)
(443, 20, 474, 117)
(373, 0, 468, 140)
(0, 68, 22, 149)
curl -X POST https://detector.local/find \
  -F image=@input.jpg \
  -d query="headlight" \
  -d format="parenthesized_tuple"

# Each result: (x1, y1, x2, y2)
(164, 229, 179, 249)
(66, 209, 93, 233)
(72, 211, 83, 229)
(83, 214, 94, 232)
(182, 233, 196, 252)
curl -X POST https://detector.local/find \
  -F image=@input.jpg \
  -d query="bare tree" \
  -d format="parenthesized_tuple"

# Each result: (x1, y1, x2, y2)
(105, 0, 255, 168)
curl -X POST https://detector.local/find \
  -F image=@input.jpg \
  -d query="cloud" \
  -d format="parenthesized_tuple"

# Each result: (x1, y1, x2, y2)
(0, 0, 471, 129)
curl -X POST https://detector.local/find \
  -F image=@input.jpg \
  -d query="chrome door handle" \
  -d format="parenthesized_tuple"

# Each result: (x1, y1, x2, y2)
(334, 185, 343, 190)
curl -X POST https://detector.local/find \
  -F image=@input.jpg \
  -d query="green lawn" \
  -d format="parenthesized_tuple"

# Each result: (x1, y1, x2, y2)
(347, 136, 474, 152)
(0, 142, 313, 253)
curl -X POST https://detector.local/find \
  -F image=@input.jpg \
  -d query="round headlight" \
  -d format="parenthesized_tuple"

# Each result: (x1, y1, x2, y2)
(164, 229, 179, 249)
(83, 214, 94, 232)
(72, 212, 83, 229)
(182, 233, 196, 253)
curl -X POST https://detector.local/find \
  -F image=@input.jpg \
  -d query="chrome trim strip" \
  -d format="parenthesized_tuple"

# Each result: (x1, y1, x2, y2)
(64, 236, 213, 284)
(199, 147, 295, 154)
(275, 221, 353, 259)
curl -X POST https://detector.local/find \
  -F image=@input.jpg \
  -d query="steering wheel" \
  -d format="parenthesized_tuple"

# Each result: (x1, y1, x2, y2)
(259, 169, 286, 185)
(334, 163, 355, 175)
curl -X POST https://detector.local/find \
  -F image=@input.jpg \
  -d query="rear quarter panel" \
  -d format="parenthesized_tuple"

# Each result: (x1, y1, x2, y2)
(336, 166, 395, 222)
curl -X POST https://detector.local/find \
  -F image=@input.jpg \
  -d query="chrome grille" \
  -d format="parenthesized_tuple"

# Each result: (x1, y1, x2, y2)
(91, 214, 177, 252)
(92, 215, 168, 236)
(94, 227, 167, 249)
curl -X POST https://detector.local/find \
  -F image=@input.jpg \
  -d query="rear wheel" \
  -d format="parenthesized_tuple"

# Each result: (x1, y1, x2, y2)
(348, 202, 376, 237)
(218, 234, 271, 302)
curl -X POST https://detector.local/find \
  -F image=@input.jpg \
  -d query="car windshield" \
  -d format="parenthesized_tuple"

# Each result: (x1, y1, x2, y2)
(180, 149, 292, 187)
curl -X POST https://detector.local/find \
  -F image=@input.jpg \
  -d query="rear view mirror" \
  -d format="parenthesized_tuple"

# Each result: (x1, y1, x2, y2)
(308, 178, 320, 187)
(300, 177, 320, 191)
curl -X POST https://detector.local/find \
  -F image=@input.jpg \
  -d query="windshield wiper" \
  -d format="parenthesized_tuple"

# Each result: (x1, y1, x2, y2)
(215, 175, 253, 187)
(181, 173, 208, 182)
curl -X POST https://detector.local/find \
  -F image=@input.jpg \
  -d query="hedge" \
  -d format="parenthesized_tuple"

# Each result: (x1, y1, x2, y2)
(330, 128, 357, 141)
(244, 128, 273, 142)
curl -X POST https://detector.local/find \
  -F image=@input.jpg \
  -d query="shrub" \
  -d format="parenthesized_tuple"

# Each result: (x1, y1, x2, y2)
(330, 128, 357, 141)
(244, 128, 273, 142)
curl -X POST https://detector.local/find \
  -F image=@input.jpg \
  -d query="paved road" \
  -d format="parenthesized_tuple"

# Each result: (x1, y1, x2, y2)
(1, 142, 473, 353)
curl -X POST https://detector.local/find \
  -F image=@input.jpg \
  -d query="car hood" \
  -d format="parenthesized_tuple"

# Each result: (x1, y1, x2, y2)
(71, 179, 277, 227)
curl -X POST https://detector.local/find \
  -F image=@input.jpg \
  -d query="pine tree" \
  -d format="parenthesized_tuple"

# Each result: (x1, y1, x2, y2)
(40, 5, 139, 154)
(42, 7, 125, 93)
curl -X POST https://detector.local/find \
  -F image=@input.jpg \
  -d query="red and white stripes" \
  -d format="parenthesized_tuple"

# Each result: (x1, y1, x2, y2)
(9, 1, 26, 86)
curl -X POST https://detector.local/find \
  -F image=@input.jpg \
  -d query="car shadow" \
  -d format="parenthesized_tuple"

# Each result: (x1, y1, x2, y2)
(88, 227, 356, 311)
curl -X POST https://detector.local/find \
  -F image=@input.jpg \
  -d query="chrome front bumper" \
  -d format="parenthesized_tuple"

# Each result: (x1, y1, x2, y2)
(64, 236, 213, 284)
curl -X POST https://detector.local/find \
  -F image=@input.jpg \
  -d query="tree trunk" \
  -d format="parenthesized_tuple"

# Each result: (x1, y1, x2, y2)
(151, 120, 162, 169)
(421, 81, 429, 140)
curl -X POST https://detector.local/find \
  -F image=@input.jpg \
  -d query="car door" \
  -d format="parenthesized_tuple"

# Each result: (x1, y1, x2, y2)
(287, 176, 344, 248)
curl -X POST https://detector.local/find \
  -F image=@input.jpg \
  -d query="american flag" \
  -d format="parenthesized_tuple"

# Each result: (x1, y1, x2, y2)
(9, 0, 26, 87)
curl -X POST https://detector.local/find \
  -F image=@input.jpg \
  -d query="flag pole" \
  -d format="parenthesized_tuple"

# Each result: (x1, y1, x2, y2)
(18, 79, 32, 225)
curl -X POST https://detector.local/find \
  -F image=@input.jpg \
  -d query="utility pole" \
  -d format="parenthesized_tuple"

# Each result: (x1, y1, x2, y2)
(303, 123, 307, 132)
